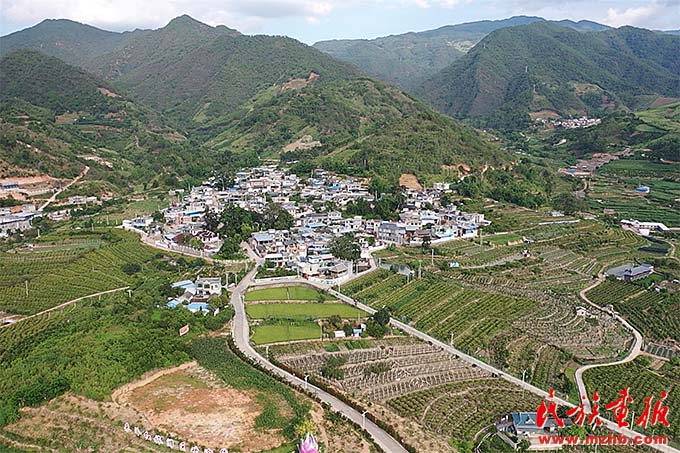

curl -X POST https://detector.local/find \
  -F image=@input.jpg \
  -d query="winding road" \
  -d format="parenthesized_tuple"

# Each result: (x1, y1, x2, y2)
(573, 276, 644, 413)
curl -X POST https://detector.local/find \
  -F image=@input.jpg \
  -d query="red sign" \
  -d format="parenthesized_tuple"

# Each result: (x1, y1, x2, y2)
(537, 388, 671, 429)
(179, 324, 190, 336)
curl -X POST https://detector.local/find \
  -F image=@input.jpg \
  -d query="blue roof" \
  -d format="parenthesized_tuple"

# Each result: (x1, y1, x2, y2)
(166, 299, 182, 308)
(512, 412, 538, 429)
(172, 280, 194, 288)
(253, 233, 273, 242)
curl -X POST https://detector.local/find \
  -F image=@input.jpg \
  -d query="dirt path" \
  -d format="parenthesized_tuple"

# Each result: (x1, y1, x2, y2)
(573, 277, 643, 413)
(39, 165, 89, 211)
(0, 286, 129, 329)
(0, 432, 55, 452)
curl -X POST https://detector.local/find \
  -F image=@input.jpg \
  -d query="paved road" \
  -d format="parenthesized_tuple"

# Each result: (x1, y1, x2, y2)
(0, 286, 129, 328)
(323, 286, 677, 453)
(229, 261, 408, 453)
(574, 276, 644, 413)
(200, 240, 672, 451)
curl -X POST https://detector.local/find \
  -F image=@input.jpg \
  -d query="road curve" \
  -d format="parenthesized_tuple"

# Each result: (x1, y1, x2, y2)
(324, 287, 676, 453)
(234, 244, 674, 452)
(230, 265, 408, 453)
(574, 277, 644, 413)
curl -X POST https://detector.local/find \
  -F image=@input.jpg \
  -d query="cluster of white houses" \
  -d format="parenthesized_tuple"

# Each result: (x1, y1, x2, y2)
(0, 204, 40, 235)
(131, 166, 488, 283)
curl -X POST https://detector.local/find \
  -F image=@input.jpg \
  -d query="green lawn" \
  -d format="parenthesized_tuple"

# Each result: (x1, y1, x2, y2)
(251, 321, 321, 344)
(244, 285, 334, 301)
(246, 303, 365, 320)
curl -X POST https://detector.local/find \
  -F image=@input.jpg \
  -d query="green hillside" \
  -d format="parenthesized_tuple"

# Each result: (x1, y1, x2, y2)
(202, 77, 507, 178)
(419, 23, 680, 130)
(0, 50, 217, 190)
(0, 18, 131, 67)
(313, 16, 611, 90)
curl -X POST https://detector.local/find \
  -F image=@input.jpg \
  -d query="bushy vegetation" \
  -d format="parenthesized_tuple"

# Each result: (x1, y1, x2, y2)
(421, 22, 680, 129)
(0, 290, 232, 427)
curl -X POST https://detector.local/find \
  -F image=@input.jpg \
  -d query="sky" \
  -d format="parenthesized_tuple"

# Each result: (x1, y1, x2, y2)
(1, 0, 679, 43)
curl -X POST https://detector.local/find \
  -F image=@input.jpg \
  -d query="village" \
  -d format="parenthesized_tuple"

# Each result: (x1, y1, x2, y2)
(123, 165, 488, 286)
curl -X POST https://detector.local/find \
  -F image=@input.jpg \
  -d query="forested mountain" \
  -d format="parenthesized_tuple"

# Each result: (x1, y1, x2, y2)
(418, 23, 680, 129)
(200, 77, 508, 178)
(0, 18, 508, 183)
(0, 50, 216, 188)
(0, 18, 133, 67)
(1, 16, 358, 123)
(313, 16, 612, 90)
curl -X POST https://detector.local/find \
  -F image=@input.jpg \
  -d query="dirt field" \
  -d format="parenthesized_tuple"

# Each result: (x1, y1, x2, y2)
(115, 362, 286, 451)
(283, 134, 322, 152)
(529, 109, 560, 120)
(1, 361, 374, 452)
(399, 173, 423, 190)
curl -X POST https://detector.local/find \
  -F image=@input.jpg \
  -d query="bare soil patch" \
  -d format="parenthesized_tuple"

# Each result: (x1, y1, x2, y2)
(650, 96, 680, 108)
(98, 87, 120, 97)
(117, 362, 286, 451)
(399, 173, 423, 190)
(283, 134, 322, 152)
(529, 109, 560, 120)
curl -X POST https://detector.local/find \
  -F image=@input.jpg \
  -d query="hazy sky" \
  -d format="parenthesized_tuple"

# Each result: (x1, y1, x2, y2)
(1, 0, 679, 43)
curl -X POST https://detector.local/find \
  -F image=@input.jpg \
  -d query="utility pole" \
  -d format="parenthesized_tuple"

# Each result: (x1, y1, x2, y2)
(418, 260, 422, 279)
(521, 369, 528, 399)
(127, 289, 132, 299)
(362, 410, 367, 429)
(431, 248, 434, 266)
(25, 280, 28, 297)
(304, 374, 309, 390)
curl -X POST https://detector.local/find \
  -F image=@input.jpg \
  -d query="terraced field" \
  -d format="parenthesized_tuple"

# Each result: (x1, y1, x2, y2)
(0, 230, 157, 315)
(583, 358, 680, 445)
(273, 338, 540, 447)
(388, 379, 541, 442)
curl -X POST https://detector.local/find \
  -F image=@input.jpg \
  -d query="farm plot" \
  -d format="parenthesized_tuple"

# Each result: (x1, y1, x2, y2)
(388, 378, 541, 443)
(583, 358, 680, 443)
(244, 285, 333, 302)
(277, 340, 491, 400)
(246, 303, 365, 320)
(358, 275, 537, 355)
(609, 289, 680, 342)
(251, 320, 321, 344)
(0, 229, 157, 315)
(586, 279, 642, 306)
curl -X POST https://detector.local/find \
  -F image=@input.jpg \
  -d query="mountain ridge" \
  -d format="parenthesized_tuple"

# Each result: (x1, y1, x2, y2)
(417, 22, 680, 129)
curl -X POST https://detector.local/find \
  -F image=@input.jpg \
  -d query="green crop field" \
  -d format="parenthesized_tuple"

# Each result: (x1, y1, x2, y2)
(251, 320, 321, 344)
(244, 285, 334, 301)
(246, 302, 365, 320)
(0, 229, 160, 315)
(583, 358, 680, 445)
(347, 274, 536, 354)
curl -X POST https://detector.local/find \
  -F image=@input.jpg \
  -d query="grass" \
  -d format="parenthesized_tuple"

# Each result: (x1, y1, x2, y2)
(251, 321, 321, 344)
(246, 303, 365, 320)
(245, 285, 334, 302)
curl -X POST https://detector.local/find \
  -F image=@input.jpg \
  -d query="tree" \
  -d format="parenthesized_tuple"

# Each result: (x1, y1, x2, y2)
(329, 234, 361, 262)
(551, 192, 585, 215)
(121, 263, 142, 275)
(294, 418, 316, 438)
(421, 235, 431, 251)
(203, 208, 220, 232)
(373, 306, 391, 326)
